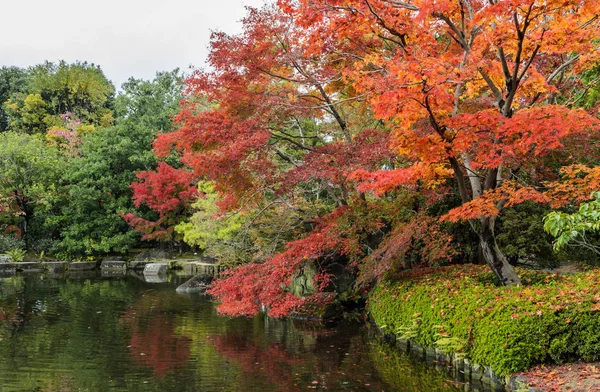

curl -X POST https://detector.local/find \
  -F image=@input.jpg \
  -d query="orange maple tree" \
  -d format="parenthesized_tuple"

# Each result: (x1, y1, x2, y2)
(289, 0, 600, 284)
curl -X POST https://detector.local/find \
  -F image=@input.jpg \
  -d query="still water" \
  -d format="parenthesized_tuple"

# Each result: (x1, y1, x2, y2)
(0, 273, 459, 392)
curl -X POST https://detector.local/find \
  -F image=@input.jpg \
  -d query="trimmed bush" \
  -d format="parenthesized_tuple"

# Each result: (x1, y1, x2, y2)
(369, 265, 600, 376)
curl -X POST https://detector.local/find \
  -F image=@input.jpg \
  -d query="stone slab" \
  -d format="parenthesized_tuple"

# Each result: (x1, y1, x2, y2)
(0, 255, 12, 263)
(101, 269, 127, 278)
(67, 270, 98, 280)
(0, 263, 16, 272)
(43, 262, 68, 273)
(68, 261, 98, 271)
(143, 274, 169, 283)
(143, 262, 168, 276)
(129, 261, 152, 271)
(100, 260, 127, 270)
(16, 262, 41, 271)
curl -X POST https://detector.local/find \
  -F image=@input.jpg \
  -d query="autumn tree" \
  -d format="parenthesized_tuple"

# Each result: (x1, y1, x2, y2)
(289, 0, 600, 285)
(129, 4, 395, 315)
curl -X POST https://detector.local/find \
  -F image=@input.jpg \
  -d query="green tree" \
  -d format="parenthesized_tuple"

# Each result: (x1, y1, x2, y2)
(0, 66, 28, 132)
(0, 132, 64, 247)
(544, 192, 600, 257)
(4, 61, 115, 134)
(55, 71, 183, 256)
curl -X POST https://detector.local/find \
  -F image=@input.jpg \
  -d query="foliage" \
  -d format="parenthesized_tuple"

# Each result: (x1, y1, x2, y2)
(0, 66, 28, 132)
(123, 162, 197, 242)
(0, 132, 65, 247)
(0, 234, 25, 253)
(287, 0, 600, 285)
(4, 61, 115, 133)
(496, 202, 559, 267)
(6, 248, 25, 262)
(544, 192, 600, 256)
(369, 265, 600, 376)
(55, 70, 184, 256)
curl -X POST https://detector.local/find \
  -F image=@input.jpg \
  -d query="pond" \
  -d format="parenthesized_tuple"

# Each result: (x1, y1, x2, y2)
(0, 272, 460, 391)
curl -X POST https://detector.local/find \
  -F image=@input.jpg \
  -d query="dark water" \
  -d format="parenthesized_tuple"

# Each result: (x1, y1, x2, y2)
(0, 273, 459, 392)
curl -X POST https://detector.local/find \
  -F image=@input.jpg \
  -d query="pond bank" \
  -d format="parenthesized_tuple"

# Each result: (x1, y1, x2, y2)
(367, 265, 600, 391)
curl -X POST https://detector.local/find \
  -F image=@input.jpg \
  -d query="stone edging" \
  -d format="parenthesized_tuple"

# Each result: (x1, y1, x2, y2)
(369, 318, 542, 392)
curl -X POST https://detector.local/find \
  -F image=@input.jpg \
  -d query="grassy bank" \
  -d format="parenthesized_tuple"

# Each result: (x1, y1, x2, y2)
(368, 265, 600, 376)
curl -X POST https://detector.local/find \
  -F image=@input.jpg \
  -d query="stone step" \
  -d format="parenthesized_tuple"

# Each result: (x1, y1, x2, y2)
(68, 261, 98, 271)
(43, 262, 68, 273)
(0, 263, 16, 272)
(100, 260, 127, 270)
(143, 262, 169, 276)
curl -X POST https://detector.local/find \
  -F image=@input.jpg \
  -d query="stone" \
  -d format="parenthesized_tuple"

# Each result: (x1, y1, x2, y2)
(143, 274, 168, 283)
(67, 270, 97, 280)
(470, 363, 483, 381)
(101, 269, 127, 278)
(68, 261, 98, 271)
(100, 260, 127, 270)
(0, 263, 16, 272)
(16, 262, 41, 271)
(143, 262, 168, 276)
(508, 375, 531, 391)
(176, 275, 212, 294)
(0, 254, 12, 262)
(409, 342, 426, 361)
(485, 366, 505, 387)
(395, 337, 410, 353)
(425, 347, 437, 363)
(130, 261, 152, 271)
(43, 262, 67, 273)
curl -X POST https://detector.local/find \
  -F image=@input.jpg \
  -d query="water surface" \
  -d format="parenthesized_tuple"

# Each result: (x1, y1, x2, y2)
(0, 273, 459, 391)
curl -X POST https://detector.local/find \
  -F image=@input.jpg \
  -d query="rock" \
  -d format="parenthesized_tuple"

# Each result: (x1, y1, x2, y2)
(67, 270, 97, 280)
(68, 261, 98, 271)
(100, 260, 127, 270)
(101, 269, 127, 278)
(143, 274, 168, 283)
(182, 262, 224, 278)
(470, 362, 483, 381)
(485, 366, 505, 387)
(0, 254, 12, 263)
(16, 262, 41, 271)
(43, 262, 67, 273)
(395, 337, 410, 353)
(176, 275, 212, 294)
(0, 262, 16, 272)
(143, 262, 168, 276)
(130, 261, 152, 271)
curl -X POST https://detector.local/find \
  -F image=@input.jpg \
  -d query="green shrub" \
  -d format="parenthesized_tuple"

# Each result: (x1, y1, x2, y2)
(0, 235, 25, 253)
(369, 265, 600, 376)
(6, 248, 26, 262)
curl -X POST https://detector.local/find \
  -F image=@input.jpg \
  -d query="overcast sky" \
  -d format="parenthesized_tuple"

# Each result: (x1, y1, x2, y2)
(1, 0, 265, 89)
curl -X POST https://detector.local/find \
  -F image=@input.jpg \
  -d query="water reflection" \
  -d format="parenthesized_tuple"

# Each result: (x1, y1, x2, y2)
(0, 274, 461, 391)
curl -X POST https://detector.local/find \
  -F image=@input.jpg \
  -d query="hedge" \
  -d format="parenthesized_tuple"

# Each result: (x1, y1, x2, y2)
(368, 265, 600, 376)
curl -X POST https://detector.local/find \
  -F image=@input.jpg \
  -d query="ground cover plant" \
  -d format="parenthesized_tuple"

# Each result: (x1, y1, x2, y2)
(369, 265, 600, 376)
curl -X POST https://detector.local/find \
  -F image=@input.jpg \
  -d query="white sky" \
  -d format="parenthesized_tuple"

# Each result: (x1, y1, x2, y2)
(0, 0, 265, 89)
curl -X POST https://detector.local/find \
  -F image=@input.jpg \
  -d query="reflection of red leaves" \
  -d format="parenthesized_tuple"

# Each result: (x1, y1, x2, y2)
(120, 296, 191, 376)
(210, 334, 299, 389)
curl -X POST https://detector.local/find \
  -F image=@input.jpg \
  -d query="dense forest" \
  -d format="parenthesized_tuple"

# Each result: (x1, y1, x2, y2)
(1, 0, 600, 321)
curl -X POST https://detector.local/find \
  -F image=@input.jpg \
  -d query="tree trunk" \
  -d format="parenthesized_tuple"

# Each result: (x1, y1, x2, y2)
(479, 218, 521, 286)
